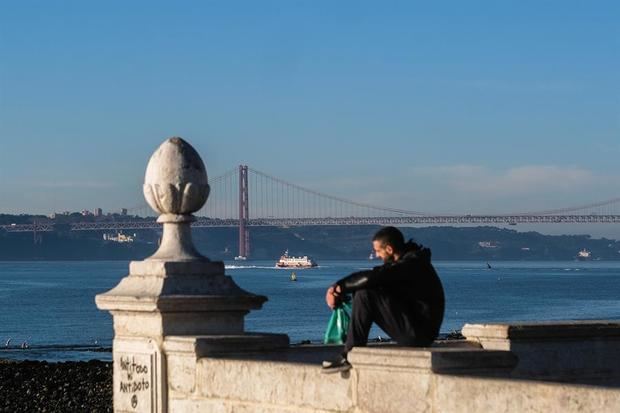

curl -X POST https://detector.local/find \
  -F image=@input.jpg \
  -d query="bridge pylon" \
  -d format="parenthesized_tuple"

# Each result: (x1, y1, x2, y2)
(238, 165, 250, 258)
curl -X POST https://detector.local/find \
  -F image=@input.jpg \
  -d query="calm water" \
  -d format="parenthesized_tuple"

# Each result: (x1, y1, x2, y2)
(1, 260, 620, 361)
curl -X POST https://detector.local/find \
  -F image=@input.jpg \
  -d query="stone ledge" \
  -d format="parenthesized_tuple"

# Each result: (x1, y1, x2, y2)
(193, 355, 354, 412)
(169, 398, 341, 413)
(97, 294, 267, 312)
(463, 320, 620, 340)
(433, 375, 620, 413)
(462, 321, 620, 383)
(169, 340, 517, 375)
(164, 333, 291, 356)
(347, 344, 517, 374)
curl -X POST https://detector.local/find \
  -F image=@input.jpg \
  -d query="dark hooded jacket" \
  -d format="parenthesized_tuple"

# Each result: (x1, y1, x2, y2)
(334, 241, 445, 344)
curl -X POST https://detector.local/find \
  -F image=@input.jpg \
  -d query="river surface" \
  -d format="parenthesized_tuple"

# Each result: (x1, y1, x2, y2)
(1, 260, 619, 361)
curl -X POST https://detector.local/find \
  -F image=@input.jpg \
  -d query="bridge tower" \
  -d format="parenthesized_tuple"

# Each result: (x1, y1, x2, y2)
(238, 165, 250, 258)
(32, 220, 42, 245)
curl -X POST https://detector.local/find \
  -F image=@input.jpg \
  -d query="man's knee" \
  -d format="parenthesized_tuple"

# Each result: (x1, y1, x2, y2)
(352, 289, 376, 306)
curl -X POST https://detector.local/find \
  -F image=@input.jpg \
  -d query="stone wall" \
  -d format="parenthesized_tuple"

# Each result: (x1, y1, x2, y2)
(163, 322, 620, 413)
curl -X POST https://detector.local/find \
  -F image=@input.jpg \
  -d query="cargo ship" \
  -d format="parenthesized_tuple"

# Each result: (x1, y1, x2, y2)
(276, 250, 317, 268)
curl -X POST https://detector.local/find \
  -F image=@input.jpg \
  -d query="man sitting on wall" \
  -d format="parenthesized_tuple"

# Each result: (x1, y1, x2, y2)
(322, 226, 445, 373)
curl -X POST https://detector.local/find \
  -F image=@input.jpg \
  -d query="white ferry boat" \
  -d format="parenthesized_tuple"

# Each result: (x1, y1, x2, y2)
(103, 232, 135, 243)
(576, 248, 592, 261)
(276, 250, 317, 268)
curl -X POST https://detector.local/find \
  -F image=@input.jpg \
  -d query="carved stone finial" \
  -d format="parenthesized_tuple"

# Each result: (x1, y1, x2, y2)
(96, 138, 288, 412)
(143, 137, 210, 216)
(143, 137, 210, 261)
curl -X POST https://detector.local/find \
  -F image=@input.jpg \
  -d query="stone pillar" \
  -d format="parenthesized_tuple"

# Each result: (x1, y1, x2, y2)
(96, 138, 288, 412)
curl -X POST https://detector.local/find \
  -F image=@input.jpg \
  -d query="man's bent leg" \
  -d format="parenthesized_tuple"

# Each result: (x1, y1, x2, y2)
(370, 289, 424, 346)
(344, 289, 375, 354)
(327, 288, 419, 373)
(346, 288, 425, 353)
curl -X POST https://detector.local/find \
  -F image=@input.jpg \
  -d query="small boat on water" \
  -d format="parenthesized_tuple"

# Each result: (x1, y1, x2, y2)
(276, 250, 317, 268)
(290, 272, 297, 281)
(234, 255, 247, 261)
(576, 248, 592, 261)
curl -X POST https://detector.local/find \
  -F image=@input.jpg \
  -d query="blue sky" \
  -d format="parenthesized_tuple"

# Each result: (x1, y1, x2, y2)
(1, 1, 619, 235)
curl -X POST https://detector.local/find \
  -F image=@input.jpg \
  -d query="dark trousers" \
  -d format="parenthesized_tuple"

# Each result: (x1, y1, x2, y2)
(344, 288, 428, 354)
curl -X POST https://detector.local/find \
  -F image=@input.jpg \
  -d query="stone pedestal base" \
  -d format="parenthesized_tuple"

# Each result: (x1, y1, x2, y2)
(96, 258, 279, 412)
(96, 259, 268, 336)
(112, 338, 165, 413)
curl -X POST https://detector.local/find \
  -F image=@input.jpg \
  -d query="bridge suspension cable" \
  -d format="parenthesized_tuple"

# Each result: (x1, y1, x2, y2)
(246, 167, 428, 218)
(513, 197, 620, 216)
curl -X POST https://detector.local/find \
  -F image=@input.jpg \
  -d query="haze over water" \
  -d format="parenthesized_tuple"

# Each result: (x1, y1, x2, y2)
(1, 259, 619, 362)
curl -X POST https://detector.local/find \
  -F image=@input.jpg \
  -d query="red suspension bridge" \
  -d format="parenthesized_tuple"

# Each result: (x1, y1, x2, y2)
(4, 165, 620, 257)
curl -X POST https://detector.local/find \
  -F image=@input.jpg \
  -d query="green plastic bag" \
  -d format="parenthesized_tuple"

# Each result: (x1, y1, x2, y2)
(323, 301, 352, 344)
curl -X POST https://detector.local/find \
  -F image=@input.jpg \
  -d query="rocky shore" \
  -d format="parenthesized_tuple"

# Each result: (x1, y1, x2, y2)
(0, 359, 112, 412)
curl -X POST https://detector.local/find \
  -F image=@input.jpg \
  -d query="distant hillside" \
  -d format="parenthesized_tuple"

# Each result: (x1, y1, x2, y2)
(1, 223, 620, 261)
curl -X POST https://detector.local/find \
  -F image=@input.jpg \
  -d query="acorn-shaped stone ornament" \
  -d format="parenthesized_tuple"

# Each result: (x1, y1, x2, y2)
(143, 137, 210, 216)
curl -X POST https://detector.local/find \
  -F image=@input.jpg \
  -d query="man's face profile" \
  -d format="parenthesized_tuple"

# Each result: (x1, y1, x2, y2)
(373, 240, 395, 263)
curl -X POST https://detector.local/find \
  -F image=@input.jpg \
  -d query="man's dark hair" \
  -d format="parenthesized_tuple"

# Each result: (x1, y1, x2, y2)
(372, 226, 405, 252)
